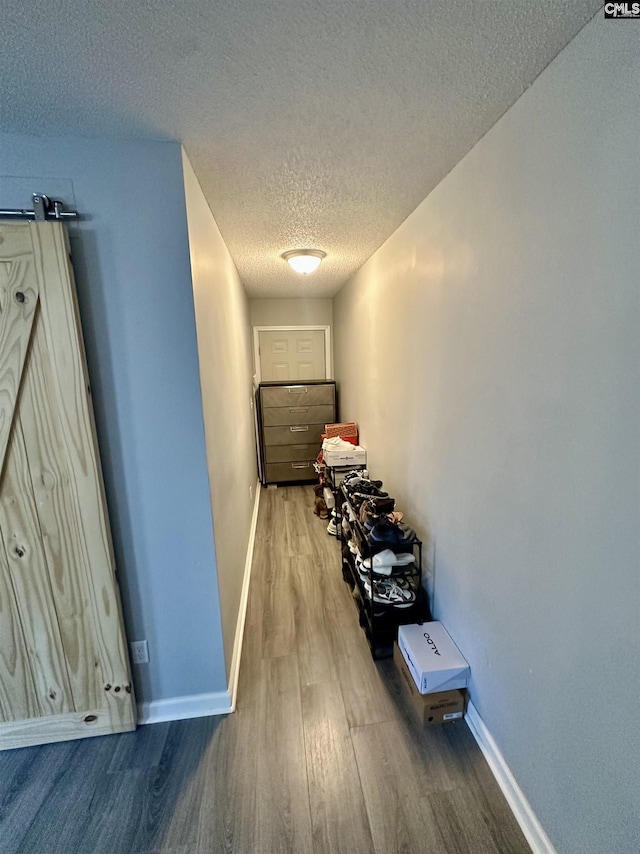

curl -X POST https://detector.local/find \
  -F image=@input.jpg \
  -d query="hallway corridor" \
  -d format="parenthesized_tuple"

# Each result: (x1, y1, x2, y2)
(227, 484, 530, 854)
(0, 485, 530, 854)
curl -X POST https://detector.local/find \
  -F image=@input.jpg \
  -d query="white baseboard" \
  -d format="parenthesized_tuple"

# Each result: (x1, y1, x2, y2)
(227, 478, 261, 711)
(465, 701, 556, 854)
(138, 691, 232, 725)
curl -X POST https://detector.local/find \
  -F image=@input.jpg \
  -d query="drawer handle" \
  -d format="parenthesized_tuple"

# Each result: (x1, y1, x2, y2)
(291, 444, 310, 450)
(290, 426, 309, 432)
(291, 462, 310, 469)
(289, 407, 309, 413)
(288, 387, 308, 394)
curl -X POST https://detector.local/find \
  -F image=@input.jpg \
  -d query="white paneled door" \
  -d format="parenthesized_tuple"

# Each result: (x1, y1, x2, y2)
(258, 328, 327, 382)
(0, 221, 135, 749)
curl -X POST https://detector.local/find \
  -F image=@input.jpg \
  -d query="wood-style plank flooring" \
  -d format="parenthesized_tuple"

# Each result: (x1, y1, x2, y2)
(0, 484, 530, 854)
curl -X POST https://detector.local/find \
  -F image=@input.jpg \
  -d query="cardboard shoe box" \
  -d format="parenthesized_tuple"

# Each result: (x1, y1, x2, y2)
(325, 422, 358, 442)
(397, 621, 470, 694)
(393, 644, 466, 725)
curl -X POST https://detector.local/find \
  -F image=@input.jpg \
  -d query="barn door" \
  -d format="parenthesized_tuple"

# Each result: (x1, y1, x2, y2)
(0, 221, 135, 749)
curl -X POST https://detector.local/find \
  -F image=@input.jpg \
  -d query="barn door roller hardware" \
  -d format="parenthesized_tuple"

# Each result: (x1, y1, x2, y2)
(0, 193, 79, 221)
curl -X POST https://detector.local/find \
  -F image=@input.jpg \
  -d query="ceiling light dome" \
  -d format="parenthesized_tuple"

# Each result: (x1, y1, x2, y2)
(282, 249, 326, 274)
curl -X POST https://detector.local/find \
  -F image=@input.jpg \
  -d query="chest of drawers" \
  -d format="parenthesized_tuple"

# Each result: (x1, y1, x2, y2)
(257, 381, 336, 484)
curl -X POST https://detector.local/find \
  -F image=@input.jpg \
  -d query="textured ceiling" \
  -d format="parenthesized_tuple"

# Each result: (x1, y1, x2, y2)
(0, 1, 601, 297)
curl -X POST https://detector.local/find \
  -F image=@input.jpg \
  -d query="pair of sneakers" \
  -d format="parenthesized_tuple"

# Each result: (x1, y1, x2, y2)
(326, 509, 339, 536)
(343, 474, 388, 507)
(342, 516, 360, 555)
(345, 478, 386, 496)
(359, 496, 396, 530)
(342, 501, 357, 523)
(342, 470, 370, 487)
(369, 518, 417, 546)
(348, 538, 360, 556)
(361, 575, 417, 608)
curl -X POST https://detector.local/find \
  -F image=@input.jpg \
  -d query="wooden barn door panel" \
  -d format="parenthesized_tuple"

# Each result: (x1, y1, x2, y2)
(0, 543, 40, 722)
(0, 221, 135, 749)
(0, 421, 75, 717)
(0, 247, 39, 470)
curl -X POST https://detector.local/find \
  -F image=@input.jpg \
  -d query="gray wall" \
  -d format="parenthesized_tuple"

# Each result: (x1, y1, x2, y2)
(333, 18, 639, 854)
(0, 134, 228, 706)
(182, 150, 257, 678)
(250, 297, 333, 329)
(249, 297, 334, 380)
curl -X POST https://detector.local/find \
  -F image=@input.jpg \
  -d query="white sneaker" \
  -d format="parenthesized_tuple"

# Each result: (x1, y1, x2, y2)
(347, 539, 360, 556)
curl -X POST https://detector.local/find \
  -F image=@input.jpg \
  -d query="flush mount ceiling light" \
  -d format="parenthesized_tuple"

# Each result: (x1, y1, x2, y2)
(282, 249, 326, 275)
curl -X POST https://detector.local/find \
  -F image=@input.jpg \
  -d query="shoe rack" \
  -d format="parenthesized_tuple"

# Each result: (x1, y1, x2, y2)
(328, 469, 432, 659)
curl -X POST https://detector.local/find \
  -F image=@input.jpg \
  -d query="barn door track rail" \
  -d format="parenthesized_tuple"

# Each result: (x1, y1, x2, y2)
(0, 193, 79, 221)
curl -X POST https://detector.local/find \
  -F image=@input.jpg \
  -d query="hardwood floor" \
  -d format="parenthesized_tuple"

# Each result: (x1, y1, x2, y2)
(0, 484, 530, 854)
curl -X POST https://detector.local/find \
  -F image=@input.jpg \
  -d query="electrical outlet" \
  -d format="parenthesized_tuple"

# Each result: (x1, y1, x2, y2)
(130, 640, 149, 664)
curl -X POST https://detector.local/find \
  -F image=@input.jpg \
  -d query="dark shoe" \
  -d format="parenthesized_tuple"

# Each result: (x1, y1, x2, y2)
(359, 497, 396, 529)
(366, 496, 395, 516)
(314, 497, 328, 519)
(349, 490, 389, 510)
(369, 520, 417, 546)
(344, 478, 387, 497)
(347, 492, 367, 511)
(342, 471, 367, 487)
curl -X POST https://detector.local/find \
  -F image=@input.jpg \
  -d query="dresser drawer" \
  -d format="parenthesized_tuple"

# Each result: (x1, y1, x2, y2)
(263, 423, 325, 447)
(265, 461, 315, 483)
(261, 384, 335, 408)
(262, 403, 334, 427)
(265, 444, 318, 463)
